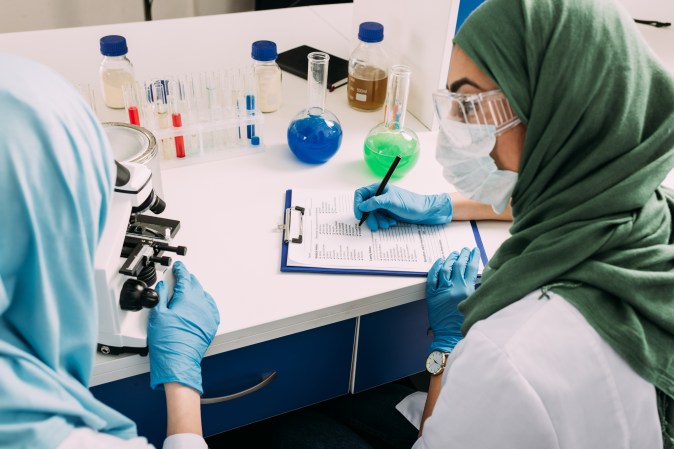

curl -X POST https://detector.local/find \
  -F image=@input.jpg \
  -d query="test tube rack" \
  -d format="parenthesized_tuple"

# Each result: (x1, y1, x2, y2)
(123, 67, 264, 167)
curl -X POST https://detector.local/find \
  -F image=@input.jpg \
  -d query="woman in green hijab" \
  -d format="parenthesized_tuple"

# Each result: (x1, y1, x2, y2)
(355, 0, 674, 447)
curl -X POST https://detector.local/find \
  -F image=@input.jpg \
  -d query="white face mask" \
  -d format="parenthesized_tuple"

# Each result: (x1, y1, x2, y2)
(436, 120, 518, 214)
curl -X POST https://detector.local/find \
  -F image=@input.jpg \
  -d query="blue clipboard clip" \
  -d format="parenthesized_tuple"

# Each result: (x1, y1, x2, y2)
(279, 205, 305, 244)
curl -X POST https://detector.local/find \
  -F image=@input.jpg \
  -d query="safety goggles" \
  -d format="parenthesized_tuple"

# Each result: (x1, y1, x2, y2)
(432, 88, 521, 136)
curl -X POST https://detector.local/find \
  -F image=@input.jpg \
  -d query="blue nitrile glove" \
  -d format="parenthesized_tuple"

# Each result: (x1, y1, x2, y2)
(426, 247, 480, 353)
(354, 184, 452, 232)
(148, 261, 220, 395)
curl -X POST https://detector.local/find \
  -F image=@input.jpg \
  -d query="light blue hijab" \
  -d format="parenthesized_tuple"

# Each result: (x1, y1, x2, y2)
(0, 54, 137, 447)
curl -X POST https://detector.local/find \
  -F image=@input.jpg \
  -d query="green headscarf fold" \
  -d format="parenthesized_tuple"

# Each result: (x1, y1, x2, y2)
(454, 0, 674, 445)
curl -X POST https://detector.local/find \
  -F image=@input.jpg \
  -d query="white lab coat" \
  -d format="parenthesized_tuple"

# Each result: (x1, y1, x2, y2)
(56, 428, 207, 449)
(407, 290, 662, 449)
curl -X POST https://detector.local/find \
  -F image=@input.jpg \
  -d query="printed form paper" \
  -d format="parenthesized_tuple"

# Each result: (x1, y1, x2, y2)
(286, 189, 479, 273)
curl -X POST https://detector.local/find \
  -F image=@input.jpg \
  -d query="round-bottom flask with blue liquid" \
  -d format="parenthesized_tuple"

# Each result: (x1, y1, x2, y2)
(287, 52, 343, 164)
(288, 107, 342, 164)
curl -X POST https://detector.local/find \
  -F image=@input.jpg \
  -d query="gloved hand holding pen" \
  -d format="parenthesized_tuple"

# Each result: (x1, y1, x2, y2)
(354, 184, 453, 232)
(148, 261, 220, 395)
(426, 247, 480, 353)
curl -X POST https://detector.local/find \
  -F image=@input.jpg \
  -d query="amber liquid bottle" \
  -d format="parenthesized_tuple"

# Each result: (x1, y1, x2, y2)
(348, 22, 389, 111)
(348, 67, 387, 111)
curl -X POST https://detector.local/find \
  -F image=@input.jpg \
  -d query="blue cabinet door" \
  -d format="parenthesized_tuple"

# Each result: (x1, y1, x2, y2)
(354, 300, 432, 393)
(91, 318, 356, 447)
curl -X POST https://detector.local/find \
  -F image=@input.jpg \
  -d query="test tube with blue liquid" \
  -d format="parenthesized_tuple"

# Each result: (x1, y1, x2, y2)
(287, 52, 342, 163)
(243, 66, 259, 144)
(246, 88, 255, 140)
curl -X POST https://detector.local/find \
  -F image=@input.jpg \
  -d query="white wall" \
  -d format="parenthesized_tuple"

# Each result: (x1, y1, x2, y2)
(0, 0, 254, 33)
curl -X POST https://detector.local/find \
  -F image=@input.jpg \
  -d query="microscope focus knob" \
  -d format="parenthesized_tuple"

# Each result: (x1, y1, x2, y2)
(120, 279, 160, 311)
(141, 288, 160, 308)
(155, 244, 188, 256)
(150, 255, 172, 266)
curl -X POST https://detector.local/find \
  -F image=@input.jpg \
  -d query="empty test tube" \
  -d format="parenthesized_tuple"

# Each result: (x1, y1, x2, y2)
(231, 68, 245, 143)
(75, 83, 97, 115)
(207, 71, 228, 151)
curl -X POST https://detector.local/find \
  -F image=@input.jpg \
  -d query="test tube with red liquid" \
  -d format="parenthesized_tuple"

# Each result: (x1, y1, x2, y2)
(169, 80, 186, 158)
(123, 84, 142, 126)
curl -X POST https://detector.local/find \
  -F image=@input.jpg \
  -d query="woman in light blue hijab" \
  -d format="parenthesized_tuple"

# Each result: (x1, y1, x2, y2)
(0, 53, 219, 449)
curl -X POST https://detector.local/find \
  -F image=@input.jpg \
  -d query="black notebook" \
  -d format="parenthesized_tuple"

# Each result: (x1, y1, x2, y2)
(276, 45, 349, 92)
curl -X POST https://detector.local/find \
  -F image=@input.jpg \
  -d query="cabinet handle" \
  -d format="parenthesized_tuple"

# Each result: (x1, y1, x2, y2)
(200, 371, 277, 405)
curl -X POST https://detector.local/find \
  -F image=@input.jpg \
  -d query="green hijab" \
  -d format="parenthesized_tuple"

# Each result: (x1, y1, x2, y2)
(455, 0, 674, 444)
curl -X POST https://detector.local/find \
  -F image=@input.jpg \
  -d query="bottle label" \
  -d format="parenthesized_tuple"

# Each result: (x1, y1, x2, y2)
(347, 72, 387, 111)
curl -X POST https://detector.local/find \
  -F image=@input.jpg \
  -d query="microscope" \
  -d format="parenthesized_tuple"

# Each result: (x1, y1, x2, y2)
(94, 161, 186, 356)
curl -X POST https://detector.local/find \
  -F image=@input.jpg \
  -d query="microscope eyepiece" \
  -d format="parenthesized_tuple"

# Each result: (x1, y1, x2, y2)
(132, 190, 166, 215)
(114, 161, 131, 187)
(149, 194, 166, 214)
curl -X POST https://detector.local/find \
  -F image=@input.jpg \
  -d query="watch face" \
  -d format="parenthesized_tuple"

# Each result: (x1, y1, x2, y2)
(426, 350, 446, 375)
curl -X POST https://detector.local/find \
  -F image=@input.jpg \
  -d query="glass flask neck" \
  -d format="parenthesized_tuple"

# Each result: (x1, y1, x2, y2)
(307, 52, 329, 115)
(383, 65, 412, 130)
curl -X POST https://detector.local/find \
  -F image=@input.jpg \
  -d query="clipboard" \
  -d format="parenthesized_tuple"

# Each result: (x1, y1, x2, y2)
(279, 189, 490, 276)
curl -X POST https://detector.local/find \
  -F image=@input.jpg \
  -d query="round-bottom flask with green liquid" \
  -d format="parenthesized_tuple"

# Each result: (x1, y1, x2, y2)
(362, 65, 419, 178)
(364, 124, 419, 177)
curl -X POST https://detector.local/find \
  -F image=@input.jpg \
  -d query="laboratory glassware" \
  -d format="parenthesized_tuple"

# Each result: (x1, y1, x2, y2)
(123, 84, 143, 126)
(347, 22, 389, 111)
(252, 40, 282, 113)
(122, 68, 263, 163)
(287, 52, 343, 164)
(75, 83, 97, 115)
(363, 65, 419, 177)
(167, 80, 186, 158)
(99, 35, 135, 109)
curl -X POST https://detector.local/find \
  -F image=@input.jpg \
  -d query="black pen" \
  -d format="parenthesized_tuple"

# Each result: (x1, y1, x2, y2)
(358, 155, 402, 227)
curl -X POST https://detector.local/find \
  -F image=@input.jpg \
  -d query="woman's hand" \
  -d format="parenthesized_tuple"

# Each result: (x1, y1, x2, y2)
(354, 184, 453, 231)
(426, 247, 480, 353)
(148, 261, 220, 395)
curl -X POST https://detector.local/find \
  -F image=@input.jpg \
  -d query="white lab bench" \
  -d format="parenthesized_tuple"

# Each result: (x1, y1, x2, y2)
(0, 2, 672, 445)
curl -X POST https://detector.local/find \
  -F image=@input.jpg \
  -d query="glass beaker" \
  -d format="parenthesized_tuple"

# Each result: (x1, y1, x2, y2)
(363, 65, 419, 177)
(287, 52, 343, 164)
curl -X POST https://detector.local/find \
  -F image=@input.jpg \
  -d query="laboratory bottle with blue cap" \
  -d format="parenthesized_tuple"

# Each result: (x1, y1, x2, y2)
(99, 35, 135, 109)
(252, 40, 282, 113)
(348, 22, 389, 111)
(287, 52, 343, 164)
